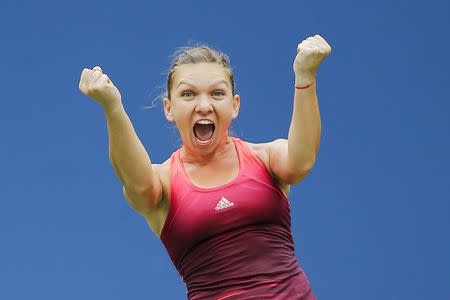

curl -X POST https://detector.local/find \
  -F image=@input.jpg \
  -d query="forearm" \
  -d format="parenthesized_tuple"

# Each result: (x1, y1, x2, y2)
(104, 102, 155, 192)
(287, 76, 322, 172)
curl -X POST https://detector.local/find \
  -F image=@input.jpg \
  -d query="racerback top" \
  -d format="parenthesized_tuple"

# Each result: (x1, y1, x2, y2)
(160, 137, 315, 299)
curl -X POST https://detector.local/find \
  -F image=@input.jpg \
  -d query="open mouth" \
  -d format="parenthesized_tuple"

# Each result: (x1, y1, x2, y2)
(193, 119, 215, 144)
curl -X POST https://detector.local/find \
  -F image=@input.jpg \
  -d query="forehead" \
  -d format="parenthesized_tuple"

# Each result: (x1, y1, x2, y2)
(172, 63, 230, 87)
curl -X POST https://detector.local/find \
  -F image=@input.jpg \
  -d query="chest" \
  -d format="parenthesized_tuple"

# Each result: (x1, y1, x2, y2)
(183, 156, 239, 189)
(166, 176, 291, 255)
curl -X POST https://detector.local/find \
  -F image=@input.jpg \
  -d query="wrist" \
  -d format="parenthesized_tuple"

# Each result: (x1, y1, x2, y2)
(103, 99, 125, 116)
(295, 81, 315, 90)
(295, 73, 316, 87)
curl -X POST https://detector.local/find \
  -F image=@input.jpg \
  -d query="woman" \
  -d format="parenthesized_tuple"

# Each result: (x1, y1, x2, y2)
(79, 34, 331, 299)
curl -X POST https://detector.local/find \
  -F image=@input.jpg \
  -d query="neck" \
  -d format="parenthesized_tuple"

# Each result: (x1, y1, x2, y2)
(181, 136, 234, 165)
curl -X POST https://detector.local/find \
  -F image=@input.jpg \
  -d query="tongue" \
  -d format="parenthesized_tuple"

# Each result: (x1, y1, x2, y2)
(194, 124, 214, 141)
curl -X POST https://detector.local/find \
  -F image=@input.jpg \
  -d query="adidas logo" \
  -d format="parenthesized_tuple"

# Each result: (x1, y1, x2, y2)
(215, 197, 235, 211)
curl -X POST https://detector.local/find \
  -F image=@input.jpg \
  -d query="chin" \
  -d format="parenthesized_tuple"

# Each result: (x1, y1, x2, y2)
(193, 133, 215, 148)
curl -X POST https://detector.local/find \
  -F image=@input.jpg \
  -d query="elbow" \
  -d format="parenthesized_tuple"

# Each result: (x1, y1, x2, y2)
(303, 159, 316, 174)
(285, 159, 316, 184)
(123, 184, 159, 213)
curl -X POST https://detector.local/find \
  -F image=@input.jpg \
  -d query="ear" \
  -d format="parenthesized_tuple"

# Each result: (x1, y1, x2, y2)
(231, 94, 240, 119)
(163, 97, 174, 122)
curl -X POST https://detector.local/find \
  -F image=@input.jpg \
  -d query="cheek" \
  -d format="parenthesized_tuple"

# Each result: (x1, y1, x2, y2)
(172, 102, 190, 118)
(216, 107, 235, 125)
(172, 105, 194, 128)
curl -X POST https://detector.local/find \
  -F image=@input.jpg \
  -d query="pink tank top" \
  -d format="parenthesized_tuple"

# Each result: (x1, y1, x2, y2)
(160, 137, 315, 299)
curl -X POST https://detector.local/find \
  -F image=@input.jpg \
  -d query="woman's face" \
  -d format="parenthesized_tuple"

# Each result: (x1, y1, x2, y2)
(163, 63, 240, 152)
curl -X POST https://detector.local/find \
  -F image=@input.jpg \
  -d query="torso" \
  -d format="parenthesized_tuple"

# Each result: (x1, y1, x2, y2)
(144, 140, 290, 238)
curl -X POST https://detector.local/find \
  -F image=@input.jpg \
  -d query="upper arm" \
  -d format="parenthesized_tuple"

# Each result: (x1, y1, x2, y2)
(266, 138, 313, 185)
(122, 164, 164, 215)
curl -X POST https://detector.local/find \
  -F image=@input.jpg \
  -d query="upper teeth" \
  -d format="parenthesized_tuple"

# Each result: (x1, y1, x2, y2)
(197, 120, 213, 125)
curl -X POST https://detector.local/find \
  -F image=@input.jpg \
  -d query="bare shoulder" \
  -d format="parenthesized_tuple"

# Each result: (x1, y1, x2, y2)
(241, 139, 290, 196)
(241, 138, 286, 168)
(242, 140, 268, 164)
(152, 158, 171, 203)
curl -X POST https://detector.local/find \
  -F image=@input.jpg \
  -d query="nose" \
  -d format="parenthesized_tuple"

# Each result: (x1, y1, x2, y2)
(195, 94, 214, 114)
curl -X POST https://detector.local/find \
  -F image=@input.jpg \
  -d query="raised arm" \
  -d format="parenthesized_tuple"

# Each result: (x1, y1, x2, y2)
(268, 35, 331, 184)
(78, 66, 162, 214)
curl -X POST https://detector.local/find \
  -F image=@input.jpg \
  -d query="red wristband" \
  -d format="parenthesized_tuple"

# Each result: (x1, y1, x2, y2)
(295, 81, 315, 89)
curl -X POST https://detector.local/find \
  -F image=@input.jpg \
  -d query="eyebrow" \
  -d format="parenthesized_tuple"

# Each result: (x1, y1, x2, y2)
(176, 79, 229, 89)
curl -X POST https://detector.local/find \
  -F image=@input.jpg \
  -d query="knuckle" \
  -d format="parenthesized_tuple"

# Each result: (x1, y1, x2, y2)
(86, 85, 99, 94)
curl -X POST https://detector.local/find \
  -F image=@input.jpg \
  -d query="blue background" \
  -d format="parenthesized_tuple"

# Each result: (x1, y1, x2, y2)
(1, 0, 449, 299)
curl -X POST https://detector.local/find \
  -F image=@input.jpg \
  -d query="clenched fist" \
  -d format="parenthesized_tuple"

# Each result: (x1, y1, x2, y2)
(79, 66, 122, 110)
(294, 34, 332, 85)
